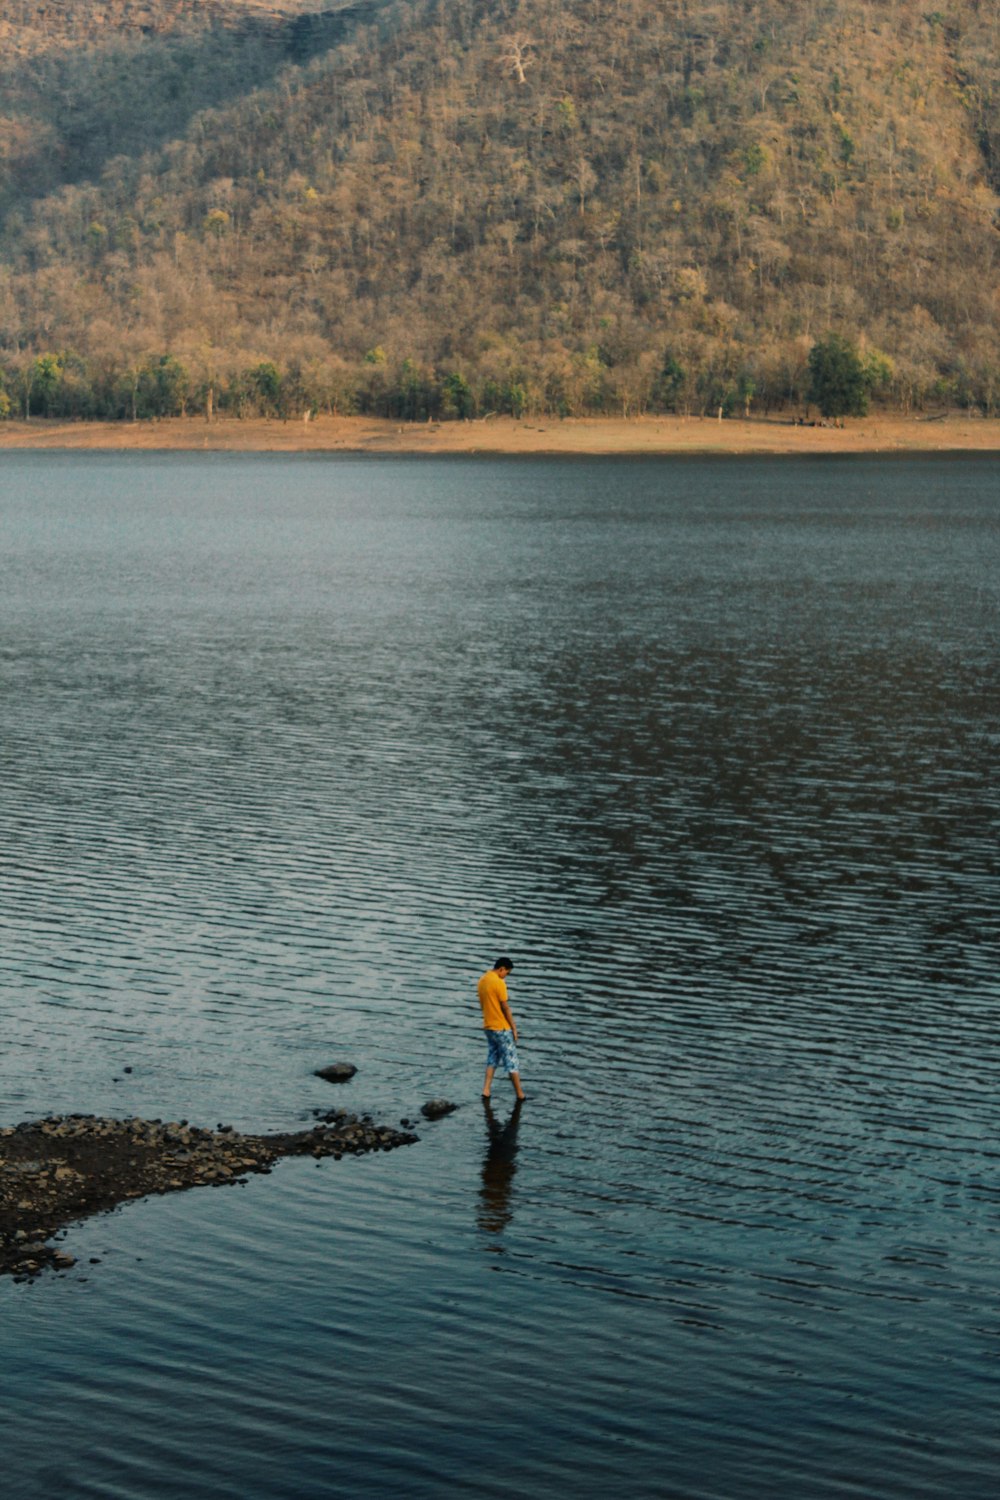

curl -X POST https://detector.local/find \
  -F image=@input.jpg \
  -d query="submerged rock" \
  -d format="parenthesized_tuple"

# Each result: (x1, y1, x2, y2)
(314, 1062, 358, 1083)
(420, 1099, 458, 1120)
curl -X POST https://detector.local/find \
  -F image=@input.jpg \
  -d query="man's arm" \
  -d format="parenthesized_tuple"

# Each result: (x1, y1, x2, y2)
(500, 998, 517, 1040)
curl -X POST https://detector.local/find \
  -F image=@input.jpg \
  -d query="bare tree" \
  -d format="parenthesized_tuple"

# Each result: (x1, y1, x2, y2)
(500, 34, 534, 85)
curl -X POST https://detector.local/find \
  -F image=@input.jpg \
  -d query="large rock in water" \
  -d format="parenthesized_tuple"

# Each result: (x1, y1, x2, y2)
(315, 1062, 357, 1083)
(420, 1099, 457, 1120)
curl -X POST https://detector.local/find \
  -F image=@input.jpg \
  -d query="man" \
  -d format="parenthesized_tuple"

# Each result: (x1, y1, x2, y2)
(477, 956, 526, 1101)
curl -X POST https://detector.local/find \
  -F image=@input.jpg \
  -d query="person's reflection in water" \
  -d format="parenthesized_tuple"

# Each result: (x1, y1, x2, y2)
(477, 1097, 523, 1240)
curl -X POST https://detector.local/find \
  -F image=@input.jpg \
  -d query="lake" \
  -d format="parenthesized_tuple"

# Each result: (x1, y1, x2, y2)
(1, 451, 998, 1499)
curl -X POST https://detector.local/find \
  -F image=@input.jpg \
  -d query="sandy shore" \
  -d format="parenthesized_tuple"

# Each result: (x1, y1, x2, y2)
(1, 413, 999, 455)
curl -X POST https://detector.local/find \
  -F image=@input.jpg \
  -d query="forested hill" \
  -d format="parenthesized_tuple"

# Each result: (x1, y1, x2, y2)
(0, 1, 374, 210)
(2, 0, 1000, 421)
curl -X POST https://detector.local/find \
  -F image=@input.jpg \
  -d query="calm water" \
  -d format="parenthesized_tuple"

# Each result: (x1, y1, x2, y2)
(1, 452, 998, 1499)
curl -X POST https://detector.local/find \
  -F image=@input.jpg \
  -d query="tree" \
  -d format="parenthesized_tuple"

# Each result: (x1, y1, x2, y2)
(441, 370, 473, 419)
(500, 34, 534, 86)
(4, 354, 35, 419)
(32, 353, 64, 416)
(137, 353, 189, 417)
(651, 354, 685, 412)
(247, 361, 282, 416)
(807, 334, 868, 419)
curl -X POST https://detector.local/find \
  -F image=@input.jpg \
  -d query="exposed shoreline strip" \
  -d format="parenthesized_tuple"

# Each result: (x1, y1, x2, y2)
(1, 414, 999, 456)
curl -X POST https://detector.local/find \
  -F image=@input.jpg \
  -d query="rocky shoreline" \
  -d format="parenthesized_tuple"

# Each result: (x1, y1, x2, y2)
(0, 1109, 419, 1282)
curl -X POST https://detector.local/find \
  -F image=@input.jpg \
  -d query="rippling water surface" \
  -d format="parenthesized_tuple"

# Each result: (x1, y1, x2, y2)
(2, 452, 998, 1498)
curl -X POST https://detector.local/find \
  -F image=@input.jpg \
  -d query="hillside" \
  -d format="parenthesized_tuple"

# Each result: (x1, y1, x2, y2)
(2, 0, 1000, 420)
(0, 1, 371, 212)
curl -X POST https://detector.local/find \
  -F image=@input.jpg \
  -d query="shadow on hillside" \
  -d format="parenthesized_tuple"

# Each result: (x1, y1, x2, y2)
(0, 1, 383, 217)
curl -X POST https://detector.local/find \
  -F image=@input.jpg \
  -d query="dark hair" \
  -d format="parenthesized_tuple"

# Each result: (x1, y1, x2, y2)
(494, 956, 514, 971)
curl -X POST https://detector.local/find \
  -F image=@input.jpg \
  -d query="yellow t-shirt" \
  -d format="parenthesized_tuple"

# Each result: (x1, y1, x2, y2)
(477, 970, 509, 1030)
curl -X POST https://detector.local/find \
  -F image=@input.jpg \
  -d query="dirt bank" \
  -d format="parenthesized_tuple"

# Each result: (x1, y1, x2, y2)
(0, 1111, 418, 1281)
(1, 413, 999, 455)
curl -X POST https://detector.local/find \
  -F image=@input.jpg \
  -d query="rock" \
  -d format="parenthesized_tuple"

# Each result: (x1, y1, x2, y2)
(315, 1062, 358, 1083)
(0, 1107, 418, 1280)
(420, 1099, 458, 1120)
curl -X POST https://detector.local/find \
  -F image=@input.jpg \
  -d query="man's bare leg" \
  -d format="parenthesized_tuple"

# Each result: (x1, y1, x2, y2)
(482, 1065, 496, 1098)
(511, 1071, 526, 1101)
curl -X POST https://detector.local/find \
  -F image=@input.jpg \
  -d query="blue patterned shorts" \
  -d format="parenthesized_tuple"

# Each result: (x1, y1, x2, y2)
(484, 1028, 520, 1073)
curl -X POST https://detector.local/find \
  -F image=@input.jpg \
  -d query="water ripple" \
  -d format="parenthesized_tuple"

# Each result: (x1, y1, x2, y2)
(1, 454, 998, 1499)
